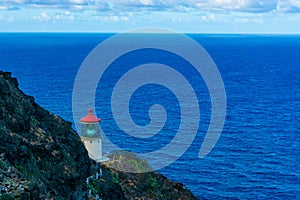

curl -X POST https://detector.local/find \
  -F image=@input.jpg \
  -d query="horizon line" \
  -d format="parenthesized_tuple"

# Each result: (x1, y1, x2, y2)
(0, 31, 300, 36)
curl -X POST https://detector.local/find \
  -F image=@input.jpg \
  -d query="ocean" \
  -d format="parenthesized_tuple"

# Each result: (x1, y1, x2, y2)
(0, 33, 299, 199)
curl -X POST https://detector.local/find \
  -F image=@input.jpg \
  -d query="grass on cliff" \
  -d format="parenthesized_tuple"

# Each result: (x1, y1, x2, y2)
(105, 150, 153, 173)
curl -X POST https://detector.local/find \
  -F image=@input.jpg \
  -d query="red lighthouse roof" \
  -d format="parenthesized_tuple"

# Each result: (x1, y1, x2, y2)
(80, 108, 101, 123)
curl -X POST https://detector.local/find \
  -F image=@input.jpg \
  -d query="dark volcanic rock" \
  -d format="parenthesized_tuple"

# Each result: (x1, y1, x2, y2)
(97, 164, 199, 200)
(0, 71, 91, 199)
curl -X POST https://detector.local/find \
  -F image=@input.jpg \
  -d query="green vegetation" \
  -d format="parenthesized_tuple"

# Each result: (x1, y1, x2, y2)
(1, 193, 15, 200)
(14, 163, 22, 172)
(110, 150, 152, 173)
(148, 174, 158, 191)
(111, 173, 120, 184)
(129, 159, 148, 173)
(30, 116, 39, 126)
(87, 179, 101, 196)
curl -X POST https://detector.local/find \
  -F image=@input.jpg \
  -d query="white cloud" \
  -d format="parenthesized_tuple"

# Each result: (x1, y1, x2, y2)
(33, 11, 51, 21)
(0, 0, 286, 13)
(69, 0, 86, 4)
(201, 15, 208, 22)
(1, 0, 300, 33)
(40, 10, 77, 21)
(209, 13, 216, 21)
(194, 0, 278, 12)
(139, 0, 154, 6)
(0, 6, 9, 10)
(201, 14, 217, 22)
(277, 0, 300, 12)
(110, 15, 119, 21)
(120, 16, 129, 21)
(41, 11, 50, 19)
(97, 13, 131, 23)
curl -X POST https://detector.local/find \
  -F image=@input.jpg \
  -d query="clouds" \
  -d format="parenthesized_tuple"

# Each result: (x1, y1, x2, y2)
(194, 0, 278, 13)
(0, 0, 300, 33)
(0, 0, 299, 13)
(33, 11, 76, 21)
(33, 11, 51, 21)
(277, 0, 300, 12)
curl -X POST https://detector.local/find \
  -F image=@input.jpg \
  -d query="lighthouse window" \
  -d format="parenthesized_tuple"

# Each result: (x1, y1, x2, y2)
(98, 140, 99, 143)
(87, 124, 96, 136)
(90, 141, 92, 144)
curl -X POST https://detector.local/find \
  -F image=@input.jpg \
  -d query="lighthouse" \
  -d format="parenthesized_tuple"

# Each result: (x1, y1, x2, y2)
(80, 108, 109, 162)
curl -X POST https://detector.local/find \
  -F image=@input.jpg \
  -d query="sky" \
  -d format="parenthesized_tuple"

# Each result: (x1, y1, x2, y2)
(0, 0, 300, 33)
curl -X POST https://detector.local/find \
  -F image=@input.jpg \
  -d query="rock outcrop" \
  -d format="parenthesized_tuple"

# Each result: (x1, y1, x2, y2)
(91, 151, 199, 200)
(0, 71, 91, 199)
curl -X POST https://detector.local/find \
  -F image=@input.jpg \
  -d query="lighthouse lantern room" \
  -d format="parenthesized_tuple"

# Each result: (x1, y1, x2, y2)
(80, 108, 108, 162)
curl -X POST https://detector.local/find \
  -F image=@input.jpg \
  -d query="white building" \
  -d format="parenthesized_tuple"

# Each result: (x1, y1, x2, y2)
(80, 108, 109, 162)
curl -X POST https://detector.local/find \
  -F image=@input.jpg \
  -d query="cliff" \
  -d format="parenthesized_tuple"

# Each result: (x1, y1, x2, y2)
(0, 71, 91, 199)
(0, 71, 199, 200)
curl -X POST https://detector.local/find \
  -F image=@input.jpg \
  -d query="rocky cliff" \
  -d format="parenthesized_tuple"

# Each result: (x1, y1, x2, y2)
(0, 71, 199, 200)
(0, 71, 91, 199)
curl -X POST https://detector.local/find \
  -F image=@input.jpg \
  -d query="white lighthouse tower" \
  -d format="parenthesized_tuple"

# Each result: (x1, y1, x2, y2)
(80, 108, 109, 162)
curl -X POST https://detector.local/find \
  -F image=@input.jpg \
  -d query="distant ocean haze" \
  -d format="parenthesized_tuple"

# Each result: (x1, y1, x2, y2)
(1, 33, 299, 199)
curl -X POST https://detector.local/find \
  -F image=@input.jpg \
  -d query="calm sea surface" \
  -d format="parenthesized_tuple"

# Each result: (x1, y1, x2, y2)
(0, 33, 299, 199)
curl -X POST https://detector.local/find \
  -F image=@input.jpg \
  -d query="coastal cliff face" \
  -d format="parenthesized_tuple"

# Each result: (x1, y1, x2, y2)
(0, 71, 91, 199)
(0, 71, 199, 200)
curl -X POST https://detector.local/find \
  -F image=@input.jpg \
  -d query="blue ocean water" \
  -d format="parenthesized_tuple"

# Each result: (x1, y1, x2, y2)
(1, 33, 300, 199)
